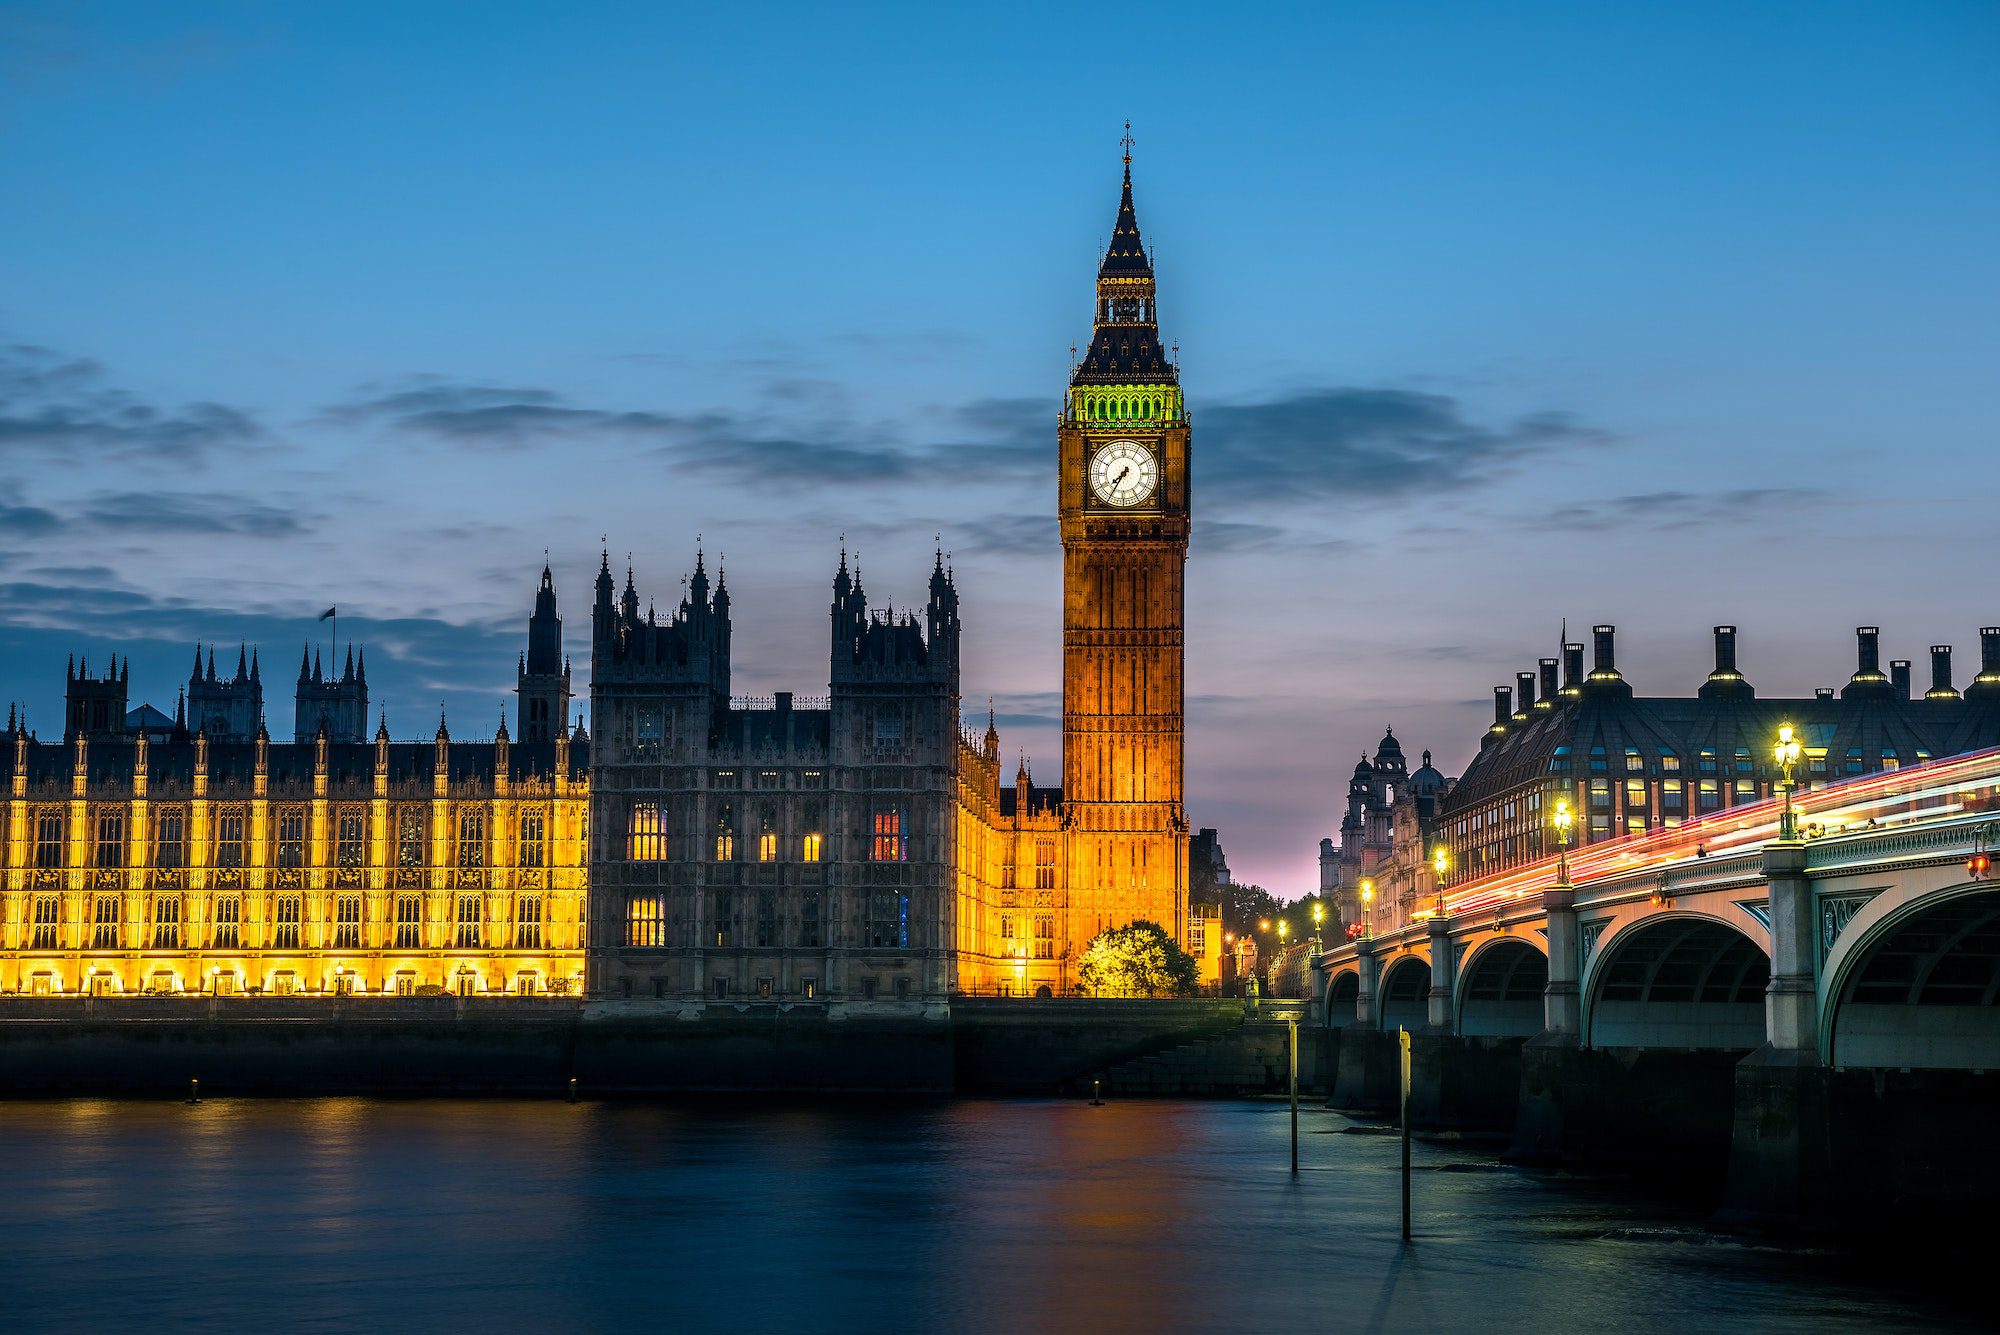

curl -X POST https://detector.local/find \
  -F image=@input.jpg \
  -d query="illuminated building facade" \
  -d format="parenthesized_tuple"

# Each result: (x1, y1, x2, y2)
(0, 575, 589, 997)
(1056, 135, 1191, 959)
(0, 149, 1198, 1004)
(1318, 728, 1454, 935)
(1439, 624, 2000, 887)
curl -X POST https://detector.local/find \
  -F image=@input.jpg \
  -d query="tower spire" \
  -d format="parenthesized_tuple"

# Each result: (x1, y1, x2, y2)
(1074, 127, 1173, 387)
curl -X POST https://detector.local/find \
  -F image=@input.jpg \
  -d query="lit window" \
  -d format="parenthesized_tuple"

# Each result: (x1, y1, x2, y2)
(802, 832, 823, 862)
(1625, 780, 1647, 808)
(872, 809, 908, 863)
(1698, 780, 1721, 811)
(714, 804, 737, 861)
(758, 832, 778, 862)
(1880, 752, 1899, 772)
(1662, 780, 1684, 808)
(1625, 748, 1643, 772)
(1659, 750, 1680, 772)
(1035, 839, 1055, 889)
(627, 803, 668, 861)
(625, 897, 665, 948)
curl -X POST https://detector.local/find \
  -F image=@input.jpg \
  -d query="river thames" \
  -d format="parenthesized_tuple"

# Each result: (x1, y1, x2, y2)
(0, 1097, 1973, 1333)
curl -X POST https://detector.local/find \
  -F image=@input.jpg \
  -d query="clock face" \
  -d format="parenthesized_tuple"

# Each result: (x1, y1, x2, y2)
(1089, 439, 1158, 507)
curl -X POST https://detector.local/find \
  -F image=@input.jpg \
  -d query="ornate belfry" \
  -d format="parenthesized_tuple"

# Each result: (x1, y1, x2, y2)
(1057, 128, 1191, 946)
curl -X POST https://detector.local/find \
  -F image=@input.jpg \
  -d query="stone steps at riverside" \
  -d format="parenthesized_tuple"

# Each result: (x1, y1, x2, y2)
(1096, 1021, 1299, 1096)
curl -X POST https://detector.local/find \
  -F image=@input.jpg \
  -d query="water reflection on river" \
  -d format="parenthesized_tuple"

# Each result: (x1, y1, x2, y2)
(0, 1098, 1972, 1332)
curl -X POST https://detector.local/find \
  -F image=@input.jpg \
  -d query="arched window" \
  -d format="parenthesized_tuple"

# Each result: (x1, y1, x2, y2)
(626, 803, 667, 861)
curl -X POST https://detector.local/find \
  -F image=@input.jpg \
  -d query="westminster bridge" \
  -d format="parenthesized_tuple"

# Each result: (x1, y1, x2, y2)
(1315, 747, 2000, 1231)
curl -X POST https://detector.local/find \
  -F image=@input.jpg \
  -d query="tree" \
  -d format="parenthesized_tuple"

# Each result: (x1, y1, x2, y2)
(1076, 920, 1200, 998)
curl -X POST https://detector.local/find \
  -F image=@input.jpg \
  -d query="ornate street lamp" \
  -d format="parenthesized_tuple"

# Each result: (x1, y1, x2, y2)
(1311, 901, 1325, 948)
(1430, 844, 1449, 919)
(1359, 878, 1374, 940)
(1552, 798, 1574, 886)
(1774, 722, 1803, 841)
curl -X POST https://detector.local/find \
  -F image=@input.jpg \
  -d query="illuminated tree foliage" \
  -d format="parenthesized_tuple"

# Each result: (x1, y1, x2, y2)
(1077, 920, 1200, 998)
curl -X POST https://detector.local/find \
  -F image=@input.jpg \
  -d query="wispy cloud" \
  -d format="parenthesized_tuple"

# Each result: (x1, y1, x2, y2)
(1519, 487, 1825, 533)
(1201, 388, 1614, 503)
(0, 343, 262, 462)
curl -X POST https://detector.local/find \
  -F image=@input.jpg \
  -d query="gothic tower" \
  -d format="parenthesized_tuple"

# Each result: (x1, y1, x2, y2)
(517, 563, 572, 743)
(294, 642, 368, 743)
(1058, 132, 1190, 944)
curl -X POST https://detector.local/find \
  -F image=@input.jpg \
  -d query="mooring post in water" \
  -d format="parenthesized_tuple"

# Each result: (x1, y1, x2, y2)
(1288, 1016, 1299, 1176)
(1090, 1077, 1103, 1106)
(1399, 1026, 1413, 1241)
(186, 1077, 200, 1105)
(568, 1076, 578, 1104)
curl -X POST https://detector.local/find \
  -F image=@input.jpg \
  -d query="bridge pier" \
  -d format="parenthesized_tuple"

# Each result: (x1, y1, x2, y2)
(1720, 840, 1839, 1231)
(1329, 943, 1397, 1111)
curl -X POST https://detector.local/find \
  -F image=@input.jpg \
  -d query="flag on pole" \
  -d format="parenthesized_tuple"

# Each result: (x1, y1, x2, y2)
(319, 607, 337, 621)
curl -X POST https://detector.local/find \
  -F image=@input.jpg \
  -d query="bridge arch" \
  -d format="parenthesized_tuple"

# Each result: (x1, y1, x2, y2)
(1825, 884, 2000, 1069)
(1585, 913, 1769, 1049)
(1324, 968, 1359, 1027)
(1456, 937, 1548, 1037)
(1378, 955, 1430, 1031)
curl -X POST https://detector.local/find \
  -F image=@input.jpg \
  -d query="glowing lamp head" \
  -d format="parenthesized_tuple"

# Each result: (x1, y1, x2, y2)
(1360, 879, 1374, 903)
(1277, 920, 1290, 940)
(1312, 904, 1325, 925)
(1432, 845, 1449, 877)
(1553, 800, 1573, 835)
(1774, 722, 1801, 768)
(1259, 919, 1271, 932)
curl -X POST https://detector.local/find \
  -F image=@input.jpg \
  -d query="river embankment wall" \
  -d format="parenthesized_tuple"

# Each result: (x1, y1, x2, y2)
(0, 996, 1295, 1097)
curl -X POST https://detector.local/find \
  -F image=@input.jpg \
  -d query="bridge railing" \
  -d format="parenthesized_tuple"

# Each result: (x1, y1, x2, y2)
(1326, 745, 2000, 963)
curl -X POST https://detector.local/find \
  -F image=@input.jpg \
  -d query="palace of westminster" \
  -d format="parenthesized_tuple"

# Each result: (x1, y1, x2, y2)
(12, 146, 2000, 1006)
(0, 149, 1204, 1004)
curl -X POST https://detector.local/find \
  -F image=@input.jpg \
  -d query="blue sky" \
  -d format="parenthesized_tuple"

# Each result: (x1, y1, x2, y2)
(3, 1, 1997, 892)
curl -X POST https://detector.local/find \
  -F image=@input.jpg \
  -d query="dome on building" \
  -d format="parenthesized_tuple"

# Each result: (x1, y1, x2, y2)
(1373, 726, 1406, 770)
(1351, 754, 1374, 781)
(1409, 749, 1448, 797)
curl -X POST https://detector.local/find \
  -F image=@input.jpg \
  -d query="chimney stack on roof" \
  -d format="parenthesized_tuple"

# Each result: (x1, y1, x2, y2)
(1699, 624, 1754, 700)
(1927, 645, 1960, 701)
(1969, 628, 2000, 701)
(1890, 660, 1912, 699)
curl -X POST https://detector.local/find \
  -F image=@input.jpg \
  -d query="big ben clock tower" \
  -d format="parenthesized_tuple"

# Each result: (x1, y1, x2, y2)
(1059, 131, 1190, 947)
